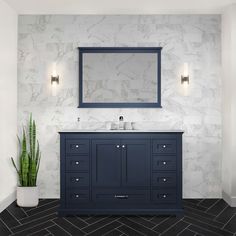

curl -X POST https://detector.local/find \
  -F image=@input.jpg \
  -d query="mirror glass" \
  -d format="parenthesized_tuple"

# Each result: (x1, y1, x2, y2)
(79, 48, 162, 108)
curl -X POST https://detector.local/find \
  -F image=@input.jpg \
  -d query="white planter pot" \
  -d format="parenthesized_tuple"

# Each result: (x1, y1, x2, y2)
(17, 186, 39, 207)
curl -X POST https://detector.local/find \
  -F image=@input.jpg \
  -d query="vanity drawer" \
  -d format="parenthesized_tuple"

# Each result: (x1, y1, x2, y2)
(152, 173, 176, 187)
(66, 189, 90, 205)
(66, 173, 89, 187)
(66, 156, 89, 171)
(92, 189, 149, 204)
(153, 156, 176, 171)
(66, 139, 89, 154)
(152, 139, 176, 154)
(152, 189, 176, 203)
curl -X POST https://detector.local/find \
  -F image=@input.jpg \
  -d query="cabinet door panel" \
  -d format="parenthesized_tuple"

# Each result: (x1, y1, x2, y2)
(92, 140, 121, 187)
(122, 139, 150, 187)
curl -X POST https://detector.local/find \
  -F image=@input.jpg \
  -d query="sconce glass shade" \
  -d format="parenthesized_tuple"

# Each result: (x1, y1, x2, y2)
(181, 63, 189, 84)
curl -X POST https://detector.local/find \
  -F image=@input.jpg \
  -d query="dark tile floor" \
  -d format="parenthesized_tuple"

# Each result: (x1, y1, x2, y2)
(0, 199, 236, 236)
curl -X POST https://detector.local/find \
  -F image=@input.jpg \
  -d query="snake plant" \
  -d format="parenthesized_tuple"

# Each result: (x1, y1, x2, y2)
(11, 114, 41, 187)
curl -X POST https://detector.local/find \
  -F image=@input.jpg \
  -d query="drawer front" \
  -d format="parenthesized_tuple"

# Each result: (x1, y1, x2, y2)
(153, 156, 176, 171)
(66, 189, 89, 205)
(152, 189, 176, 203)
(152, 173, 176, 187)
(66, 173, 89, 187)
(153, 139, 176, 154)
(66, 156, 89, 171)
(66, 139, 89, 154)
(92, 189, 149, 204)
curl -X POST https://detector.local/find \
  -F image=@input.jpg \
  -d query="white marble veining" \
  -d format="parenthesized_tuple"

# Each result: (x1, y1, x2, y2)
(18, 15, 222, 198)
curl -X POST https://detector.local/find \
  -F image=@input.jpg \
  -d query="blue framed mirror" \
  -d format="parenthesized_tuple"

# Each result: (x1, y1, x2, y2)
(78, 47, 162, 108)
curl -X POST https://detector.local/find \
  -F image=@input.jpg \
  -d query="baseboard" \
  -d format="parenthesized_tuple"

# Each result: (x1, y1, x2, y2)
(222, 191, 236, 207)
(0, 191, 16, 213)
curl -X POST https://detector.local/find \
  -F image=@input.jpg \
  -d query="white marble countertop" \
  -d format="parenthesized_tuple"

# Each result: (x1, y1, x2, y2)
(59, 129, 184, 133)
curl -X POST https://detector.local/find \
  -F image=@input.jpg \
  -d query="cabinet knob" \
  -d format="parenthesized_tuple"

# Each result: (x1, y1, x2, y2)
(75, 178, 80, 182)
(75, 161, 79, 165)
(163, 178, 167, 182)
(116, 145, 120, 148)
(163, 194, 167, 198)
(163, 145, 166, 148)
(163, 161, 166, 165)
(75, 145, 79, 148)
(122, 145, 125, 148)
(75, 194, 80, 198)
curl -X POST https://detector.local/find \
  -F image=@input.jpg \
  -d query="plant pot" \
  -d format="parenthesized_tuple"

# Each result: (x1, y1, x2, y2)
(16, 186, 39, 207)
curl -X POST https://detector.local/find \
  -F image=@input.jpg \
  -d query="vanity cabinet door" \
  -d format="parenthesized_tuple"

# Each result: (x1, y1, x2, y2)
(121, 139, 150, 187)
(92, 140, 121, 187)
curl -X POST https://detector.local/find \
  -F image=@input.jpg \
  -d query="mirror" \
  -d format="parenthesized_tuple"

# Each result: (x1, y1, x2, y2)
(79, 47, 162, 108)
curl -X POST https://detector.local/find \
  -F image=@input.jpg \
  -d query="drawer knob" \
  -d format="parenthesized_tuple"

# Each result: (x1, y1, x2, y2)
(122, 145, 125, 148)
(163, 194, 167, 198)
(75, 145, 79, 148)
(75, 178, 80, 182)
(116, 145, 120, 148)
(163, 178, 167, 182)
(75, 194, 80, 198)
(163, 145, 166, 148)
(163, 161, 166, 165)
(75, 161, 79, 165)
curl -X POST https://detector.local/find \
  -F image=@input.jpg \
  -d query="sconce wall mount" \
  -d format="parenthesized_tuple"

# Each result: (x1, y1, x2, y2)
(181, 75, 189, 84)
(51, 75, 59, 85)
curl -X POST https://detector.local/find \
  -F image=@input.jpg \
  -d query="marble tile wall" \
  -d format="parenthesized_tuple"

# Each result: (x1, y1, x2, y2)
(18, 15, 221, 198)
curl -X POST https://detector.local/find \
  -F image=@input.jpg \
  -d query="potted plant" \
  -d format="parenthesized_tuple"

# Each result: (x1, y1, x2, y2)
(11, 114, 41, 207)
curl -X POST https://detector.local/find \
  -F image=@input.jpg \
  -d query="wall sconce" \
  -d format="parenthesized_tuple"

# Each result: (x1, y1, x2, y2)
(51, 65, 59, 96)
(181, 63, 189, 85)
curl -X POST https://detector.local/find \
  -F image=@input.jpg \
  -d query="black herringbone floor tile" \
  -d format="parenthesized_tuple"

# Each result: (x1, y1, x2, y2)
(161, 220, 189, 236)
(7, 203, 28, 220)
(87, 221, 121, 236)
(0, 210, 20, 228)
(152, 216, 182, 234)
(103, 229, 123, 236)
(11, 213, 57, 233)
(47, 224, 70, 235)
(206, 199, 228, 216)
(0, 218, 12, 236)
(215, 206, 236, 224)
(117, 224, 145, 235)
(65, 216, 88, 228)
(223, 214, 236, 232)
(178, 228, 196, 236)
(53, 218, 85, 235)
(183, 216, 234, 236)
(0, 199, 236, 236)
(13, 221, 54, 236)
(118, 217, 158, 236)
(198, 199, 219, 209)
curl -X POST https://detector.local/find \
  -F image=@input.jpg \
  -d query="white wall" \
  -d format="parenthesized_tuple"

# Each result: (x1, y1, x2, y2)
(0, 0, 18, 212)
(222, 4, 236, 206)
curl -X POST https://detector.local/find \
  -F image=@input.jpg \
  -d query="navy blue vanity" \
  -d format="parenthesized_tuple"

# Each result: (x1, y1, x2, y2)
(59, 131, 183, 216)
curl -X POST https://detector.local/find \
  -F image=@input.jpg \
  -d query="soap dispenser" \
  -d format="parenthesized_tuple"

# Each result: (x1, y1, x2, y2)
(119, 116, 124, 130)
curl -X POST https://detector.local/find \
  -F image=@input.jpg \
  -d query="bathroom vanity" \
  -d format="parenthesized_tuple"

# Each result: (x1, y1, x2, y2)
(58, 130, 183, 216)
